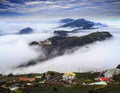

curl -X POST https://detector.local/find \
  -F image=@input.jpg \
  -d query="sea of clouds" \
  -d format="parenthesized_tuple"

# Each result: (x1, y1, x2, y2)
(0, 21, 120, 75)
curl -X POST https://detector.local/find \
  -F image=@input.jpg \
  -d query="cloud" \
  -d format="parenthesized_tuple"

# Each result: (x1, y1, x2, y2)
(0, 0, 119, 18)
(9, 33, 120, 74)
(25, 1, 55, 5)
(0, 20, 120, 75)
(25, 1, 43, 5)
(0, 20, 57, 74)
(0, 39, 39, 74)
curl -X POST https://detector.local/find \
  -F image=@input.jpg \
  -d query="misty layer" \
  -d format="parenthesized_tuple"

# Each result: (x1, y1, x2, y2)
(0, 33, 55, 74)
(16, 31, 112, 68)
(0, 20, 119, 75)
(10, 33, 120, 74)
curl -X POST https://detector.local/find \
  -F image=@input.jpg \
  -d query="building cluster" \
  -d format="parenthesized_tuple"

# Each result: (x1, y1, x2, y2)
(0, 68, 120, 93)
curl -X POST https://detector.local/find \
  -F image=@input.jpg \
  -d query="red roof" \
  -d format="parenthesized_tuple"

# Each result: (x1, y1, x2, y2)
(27, 78, 35, 81)
(19, 77, 35, 81)
(99, 77, 112, 82)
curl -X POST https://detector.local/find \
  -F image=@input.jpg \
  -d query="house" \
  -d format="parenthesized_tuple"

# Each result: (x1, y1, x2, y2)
(63, 72, 76, 81)
(99, 77, 112, 82)
(27, 78, 36, 81)
(19, 77, 35, 82)
(89, 81, 107, 85)
(104, 68, 120, 78)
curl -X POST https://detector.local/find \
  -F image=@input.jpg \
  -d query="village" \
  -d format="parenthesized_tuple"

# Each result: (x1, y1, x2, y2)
(0, 65, 120, 93)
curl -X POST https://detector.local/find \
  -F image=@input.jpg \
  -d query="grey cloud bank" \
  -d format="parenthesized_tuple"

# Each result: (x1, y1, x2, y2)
(0, 0, 120, 19)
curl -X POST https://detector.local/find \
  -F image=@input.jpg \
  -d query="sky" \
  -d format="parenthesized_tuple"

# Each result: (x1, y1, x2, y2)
(0, 0, 120, 20)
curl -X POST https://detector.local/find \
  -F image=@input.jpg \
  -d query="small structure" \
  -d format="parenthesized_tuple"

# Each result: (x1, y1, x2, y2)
(45, 73, 51, 80)
(39, 80, 46, 84)
(42, 40, 52, 45)
(10, 86, 19, 91)
(9, 83, 20, 91)
(35, 76, 42, 79)
(26, 83, 31, 86)
(104, 68, 120, 78)
(63, 72, 76, 81)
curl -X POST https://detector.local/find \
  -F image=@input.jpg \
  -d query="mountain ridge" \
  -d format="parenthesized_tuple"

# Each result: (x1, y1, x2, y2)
(17, 31, 112, 68)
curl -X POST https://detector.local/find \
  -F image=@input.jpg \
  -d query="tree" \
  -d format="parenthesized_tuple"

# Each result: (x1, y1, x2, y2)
(53, 87, 58, 92)
(116, 64, 120, 69)
(8, 73, 14, 77)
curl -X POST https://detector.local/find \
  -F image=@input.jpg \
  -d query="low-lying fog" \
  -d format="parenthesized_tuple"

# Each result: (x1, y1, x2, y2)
(0, 21, 120, 75)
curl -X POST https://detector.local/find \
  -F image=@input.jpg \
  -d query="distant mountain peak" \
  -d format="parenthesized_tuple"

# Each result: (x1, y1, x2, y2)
(60, 18, 107, 30)
(60, 18, 74, 24)
(19, 27, 33, 34)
